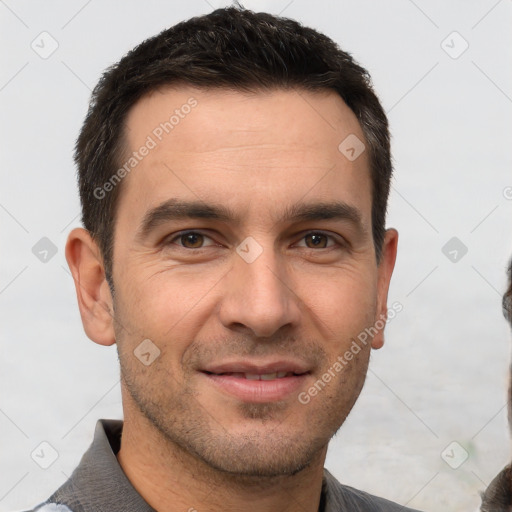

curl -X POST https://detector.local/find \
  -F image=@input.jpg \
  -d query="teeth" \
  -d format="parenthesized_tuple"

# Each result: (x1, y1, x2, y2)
(241, 372, 292, 380)
(216, 372, 296, 380)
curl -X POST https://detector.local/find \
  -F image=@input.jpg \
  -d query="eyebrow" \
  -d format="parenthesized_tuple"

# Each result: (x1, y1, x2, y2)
(136, 198, 365, 240)
(279, 201, 363, 228)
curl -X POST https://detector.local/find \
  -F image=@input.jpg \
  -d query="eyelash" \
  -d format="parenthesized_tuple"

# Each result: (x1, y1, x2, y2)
(165, 230, 345, 250)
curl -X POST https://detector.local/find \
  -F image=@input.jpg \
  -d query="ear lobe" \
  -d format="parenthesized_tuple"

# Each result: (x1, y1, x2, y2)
(371, 228, 399, 350)
(65, 227, 116, 346)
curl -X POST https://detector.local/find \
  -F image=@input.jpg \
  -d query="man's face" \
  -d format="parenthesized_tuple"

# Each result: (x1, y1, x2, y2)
(110, 87, 396, 476)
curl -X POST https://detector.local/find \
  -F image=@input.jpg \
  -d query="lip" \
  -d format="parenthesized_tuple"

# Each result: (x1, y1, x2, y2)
(201, 359, 311, 375)
(200, 359, 311, 403)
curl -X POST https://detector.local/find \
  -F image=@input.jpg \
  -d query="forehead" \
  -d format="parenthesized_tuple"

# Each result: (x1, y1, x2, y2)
(117, 86, 372, 228)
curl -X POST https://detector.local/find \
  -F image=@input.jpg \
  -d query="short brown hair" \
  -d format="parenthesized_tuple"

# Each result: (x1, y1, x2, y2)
(504, 259, 512, 326)
(75, 6, 392, 284)
(505, 259, 512, 429)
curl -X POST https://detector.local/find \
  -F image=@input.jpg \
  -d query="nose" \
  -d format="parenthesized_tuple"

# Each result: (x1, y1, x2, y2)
(218, 242, 302, 338)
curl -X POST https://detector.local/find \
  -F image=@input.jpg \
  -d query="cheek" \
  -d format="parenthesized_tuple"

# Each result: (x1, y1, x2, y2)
(116, 264, 225, 345)
(299, 268, 378, 342)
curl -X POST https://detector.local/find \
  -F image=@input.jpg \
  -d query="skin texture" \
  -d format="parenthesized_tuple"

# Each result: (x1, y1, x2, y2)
(66, 87, 398, 512)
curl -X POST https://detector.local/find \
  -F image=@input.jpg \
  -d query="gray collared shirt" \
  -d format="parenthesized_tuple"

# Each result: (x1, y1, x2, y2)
(25, 419, 423, 512)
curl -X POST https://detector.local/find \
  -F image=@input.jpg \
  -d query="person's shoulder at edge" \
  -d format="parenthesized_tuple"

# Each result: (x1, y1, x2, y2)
(322, 468, 425, 512)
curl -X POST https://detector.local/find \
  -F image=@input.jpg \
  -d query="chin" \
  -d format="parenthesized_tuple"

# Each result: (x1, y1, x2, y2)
(191, 435, 322, 479)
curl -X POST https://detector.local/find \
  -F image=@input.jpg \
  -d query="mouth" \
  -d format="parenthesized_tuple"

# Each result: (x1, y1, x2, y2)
(200, 361, 311, 402)
(203, 371, 304, 380)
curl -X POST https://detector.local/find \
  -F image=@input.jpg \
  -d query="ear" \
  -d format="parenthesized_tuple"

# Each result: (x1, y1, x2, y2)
(371, 228, 398, 350)
(65, 227, 116, 346)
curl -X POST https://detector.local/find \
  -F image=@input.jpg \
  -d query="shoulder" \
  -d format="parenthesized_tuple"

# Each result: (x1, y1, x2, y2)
(18, 505, 74, 512)
(323, 469, 424, 512)
(338, 484, 422, 511)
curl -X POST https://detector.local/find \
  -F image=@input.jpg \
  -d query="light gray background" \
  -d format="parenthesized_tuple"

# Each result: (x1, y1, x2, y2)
(1, 1, 511, 511)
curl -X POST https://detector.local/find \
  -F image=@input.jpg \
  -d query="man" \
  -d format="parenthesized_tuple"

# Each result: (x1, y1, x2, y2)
(480, 260, 512, 511)
(25, 6, 420, 512)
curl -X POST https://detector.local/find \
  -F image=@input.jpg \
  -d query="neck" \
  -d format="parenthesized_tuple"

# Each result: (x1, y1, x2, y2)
(117, 410, 326, 512)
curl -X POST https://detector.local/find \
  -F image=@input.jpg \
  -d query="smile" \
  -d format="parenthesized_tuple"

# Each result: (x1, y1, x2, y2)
(208, 371, 298, 380)
(200, 362, 311, 402)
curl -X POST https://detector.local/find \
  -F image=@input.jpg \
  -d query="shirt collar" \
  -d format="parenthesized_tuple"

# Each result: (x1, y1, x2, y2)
(49, 419, 373, 512)
(49, 419, 154, 512)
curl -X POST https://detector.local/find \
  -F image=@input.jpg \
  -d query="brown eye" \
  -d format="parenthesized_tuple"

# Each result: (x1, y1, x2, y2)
(179, 232, 205, 248)
(304, 233, 329, 249)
